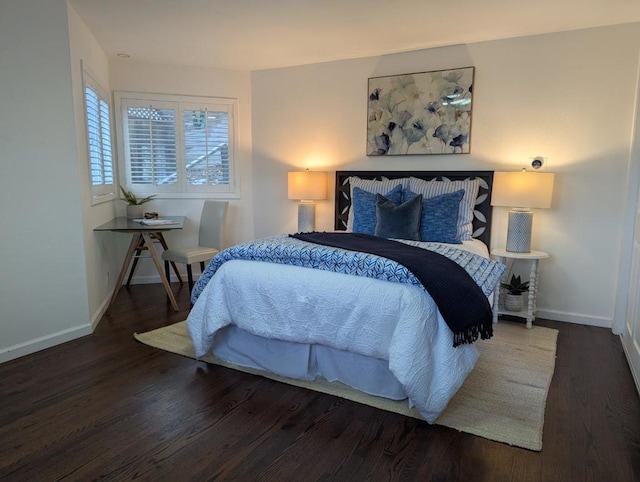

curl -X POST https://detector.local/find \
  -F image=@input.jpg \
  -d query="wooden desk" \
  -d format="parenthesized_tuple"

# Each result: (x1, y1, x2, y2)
(94, 217, 186, 311)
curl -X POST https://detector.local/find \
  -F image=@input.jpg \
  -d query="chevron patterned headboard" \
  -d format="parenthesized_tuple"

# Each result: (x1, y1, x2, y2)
(334, 170, 494, 248)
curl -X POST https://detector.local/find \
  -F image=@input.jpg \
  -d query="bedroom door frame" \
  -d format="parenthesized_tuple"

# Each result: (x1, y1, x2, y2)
(623, 198, 640, 397)
(615, 55, 640, 398)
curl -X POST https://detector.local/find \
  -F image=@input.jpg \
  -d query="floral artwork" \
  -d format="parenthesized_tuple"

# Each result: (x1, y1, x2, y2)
(367, 67, 474, 156)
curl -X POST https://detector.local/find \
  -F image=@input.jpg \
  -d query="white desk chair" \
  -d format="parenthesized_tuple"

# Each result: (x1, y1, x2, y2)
(162, 200, 228, 291)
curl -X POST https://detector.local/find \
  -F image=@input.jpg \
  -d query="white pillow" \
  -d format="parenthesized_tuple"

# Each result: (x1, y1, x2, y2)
(346, 177, 409, 231)
(408, 177, 480, 241)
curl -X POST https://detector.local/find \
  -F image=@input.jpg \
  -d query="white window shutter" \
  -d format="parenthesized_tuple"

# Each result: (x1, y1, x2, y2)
(125, 106, 178, 187)
(83, 68, 115, 203)
(183, 107, 230, 187)
(99, 98, 114, 185)
(116, 92, 237, 196)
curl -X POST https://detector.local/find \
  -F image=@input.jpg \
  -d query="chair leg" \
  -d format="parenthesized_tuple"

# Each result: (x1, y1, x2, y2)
(200, 261, 206, 272)
(187, 264, 194, 291)
(164, 260, 170, 284)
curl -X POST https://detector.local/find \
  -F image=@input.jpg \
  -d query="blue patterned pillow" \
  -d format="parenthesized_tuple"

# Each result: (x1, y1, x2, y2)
(374, 193, 422, 241)
(352, 185, 403, 235)
(408, 177, 479, 240)
(403, 189, 464, 244)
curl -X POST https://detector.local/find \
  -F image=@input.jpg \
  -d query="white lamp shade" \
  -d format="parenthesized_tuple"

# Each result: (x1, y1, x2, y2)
(288, 171, 327, 200)
(491, 171, 555, 209)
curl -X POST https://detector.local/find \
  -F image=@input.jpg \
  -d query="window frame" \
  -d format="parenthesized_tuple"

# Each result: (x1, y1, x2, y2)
(114, 91, 238, 199)
(82, 67, 116, 205)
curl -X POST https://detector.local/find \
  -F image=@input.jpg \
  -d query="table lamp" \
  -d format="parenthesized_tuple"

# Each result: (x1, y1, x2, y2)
(491, 170, 555, 253)
(288, 170, 327, 232)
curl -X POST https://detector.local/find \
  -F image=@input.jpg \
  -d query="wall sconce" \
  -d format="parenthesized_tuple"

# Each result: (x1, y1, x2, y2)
(491, 170, 555, 253)
(288, 170, 327, 232)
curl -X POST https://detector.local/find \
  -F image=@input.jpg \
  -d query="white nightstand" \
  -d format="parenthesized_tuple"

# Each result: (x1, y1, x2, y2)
(491, 248, 549, 329)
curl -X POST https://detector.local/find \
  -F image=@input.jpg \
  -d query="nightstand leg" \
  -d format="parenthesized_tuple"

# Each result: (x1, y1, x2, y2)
(526, 259, 540, 328)
(493, 255, 505, 324)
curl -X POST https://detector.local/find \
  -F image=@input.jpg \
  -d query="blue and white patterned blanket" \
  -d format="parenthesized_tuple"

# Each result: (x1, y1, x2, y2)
(192, 234, 504, 304)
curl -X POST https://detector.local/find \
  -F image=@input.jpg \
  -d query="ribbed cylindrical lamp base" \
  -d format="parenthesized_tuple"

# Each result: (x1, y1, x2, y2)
(506, 210, 533, 253)
(297, 202, 316, 233)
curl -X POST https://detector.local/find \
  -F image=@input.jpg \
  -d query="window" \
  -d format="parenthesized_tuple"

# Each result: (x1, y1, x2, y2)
(83, 69, 115, 203)
(115, 92, 237, 197)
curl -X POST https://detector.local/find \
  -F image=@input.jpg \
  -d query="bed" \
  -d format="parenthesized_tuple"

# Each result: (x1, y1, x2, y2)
(186, 170, 505, 423)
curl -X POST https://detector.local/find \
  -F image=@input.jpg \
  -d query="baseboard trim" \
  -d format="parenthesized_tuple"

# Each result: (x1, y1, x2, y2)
(0, 323, 93, 364)
(536, 309, 611, 328)
(91, 296, 111, 330)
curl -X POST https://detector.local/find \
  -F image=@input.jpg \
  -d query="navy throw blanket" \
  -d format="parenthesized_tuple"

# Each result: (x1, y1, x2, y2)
(291, 232, 493, 346)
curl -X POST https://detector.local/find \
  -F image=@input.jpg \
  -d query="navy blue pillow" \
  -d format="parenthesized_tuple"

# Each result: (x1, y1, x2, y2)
(374, 193, 423, 241)
(352, 184, 403, 235)
(403, 189, 464, 243)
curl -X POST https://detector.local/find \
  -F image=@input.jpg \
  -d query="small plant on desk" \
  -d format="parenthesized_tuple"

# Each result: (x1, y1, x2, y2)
(120, 186, 156, 205)
(120, 187, 157, 218)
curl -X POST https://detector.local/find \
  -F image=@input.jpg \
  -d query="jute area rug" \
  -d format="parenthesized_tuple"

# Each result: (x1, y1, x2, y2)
(134, 321, 558, 451)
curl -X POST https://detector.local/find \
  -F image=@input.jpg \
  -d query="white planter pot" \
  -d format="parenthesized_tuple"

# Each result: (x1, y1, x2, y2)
(505, 293, 524, 312)
(126, 204, 146, 219)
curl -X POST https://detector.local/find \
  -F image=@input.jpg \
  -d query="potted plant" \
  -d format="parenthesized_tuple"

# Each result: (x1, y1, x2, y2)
(120, 186, 156, 218)
(501, 274, 530, 311)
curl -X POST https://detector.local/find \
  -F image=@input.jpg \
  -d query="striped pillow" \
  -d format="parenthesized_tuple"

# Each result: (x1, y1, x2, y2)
(407, 177, 480, 241)
(347, 177, 409, 231)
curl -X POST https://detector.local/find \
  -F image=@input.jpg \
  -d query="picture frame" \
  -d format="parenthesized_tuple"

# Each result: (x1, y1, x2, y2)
(366, 66, 475, 156)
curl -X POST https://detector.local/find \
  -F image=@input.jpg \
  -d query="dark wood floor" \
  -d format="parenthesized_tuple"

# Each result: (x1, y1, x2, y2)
(1, 284, 639, 482)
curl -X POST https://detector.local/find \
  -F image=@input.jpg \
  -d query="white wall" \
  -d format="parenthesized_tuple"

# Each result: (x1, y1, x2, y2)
(0, 0, 91, 362)
(67, 3, 121, 328)
(108, 60, 254, 282)
(251, 24, 640, 328)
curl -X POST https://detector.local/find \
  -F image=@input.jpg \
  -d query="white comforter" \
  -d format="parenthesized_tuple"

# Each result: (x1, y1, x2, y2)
(187, 239, 491, 423)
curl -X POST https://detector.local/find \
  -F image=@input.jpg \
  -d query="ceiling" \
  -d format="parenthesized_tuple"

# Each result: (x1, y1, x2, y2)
(69, 0, 640, 71)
